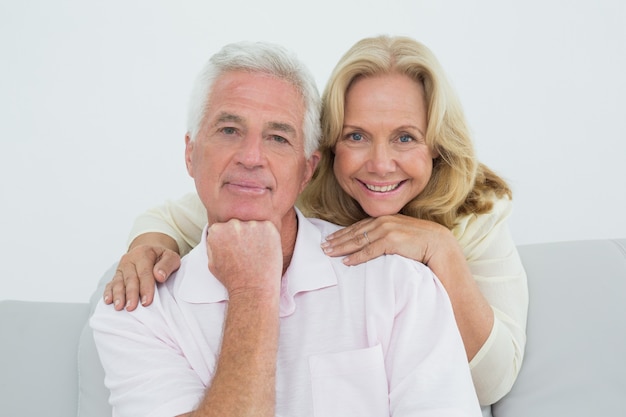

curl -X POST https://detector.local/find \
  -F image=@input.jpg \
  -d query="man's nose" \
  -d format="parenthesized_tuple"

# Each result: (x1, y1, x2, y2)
(236, 135, 265, 168)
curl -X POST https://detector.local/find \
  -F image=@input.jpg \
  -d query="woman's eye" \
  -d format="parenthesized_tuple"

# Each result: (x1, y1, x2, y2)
(349, 132, 363, 141)
(398, 134, 414, 143)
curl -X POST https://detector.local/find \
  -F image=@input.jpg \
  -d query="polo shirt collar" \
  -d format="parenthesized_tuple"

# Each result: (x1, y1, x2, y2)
(177, 209, 337, 304)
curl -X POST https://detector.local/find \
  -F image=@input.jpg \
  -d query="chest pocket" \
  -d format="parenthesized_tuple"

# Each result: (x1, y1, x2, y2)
(309, 344, 389, 417)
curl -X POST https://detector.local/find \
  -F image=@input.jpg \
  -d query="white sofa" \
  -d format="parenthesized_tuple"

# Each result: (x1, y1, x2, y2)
(2, 238, 625, 416)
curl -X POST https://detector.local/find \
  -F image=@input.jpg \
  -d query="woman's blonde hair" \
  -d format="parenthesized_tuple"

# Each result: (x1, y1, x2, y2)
(298, 35, 511, 229)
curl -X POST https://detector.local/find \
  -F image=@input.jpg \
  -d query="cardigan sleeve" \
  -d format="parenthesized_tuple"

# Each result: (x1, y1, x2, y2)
(452, 197, 529, 405)
(127, 192, 206, 256)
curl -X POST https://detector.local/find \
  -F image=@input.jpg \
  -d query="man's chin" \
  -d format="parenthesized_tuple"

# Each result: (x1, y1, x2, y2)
(212, 209, 274, 224)
(209, 207, 295, 228)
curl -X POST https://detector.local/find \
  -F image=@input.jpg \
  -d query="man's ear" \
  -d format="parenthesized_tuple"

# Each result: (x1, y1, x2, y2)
(184, 133, 194, 177)
(300, 150, 321, 193)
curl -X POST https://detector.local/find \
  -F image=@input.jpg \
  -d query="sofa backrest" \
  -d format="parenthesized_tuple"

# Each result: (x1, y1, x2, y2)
(492, 239, 626, 417)
(0, 300, 90, 417)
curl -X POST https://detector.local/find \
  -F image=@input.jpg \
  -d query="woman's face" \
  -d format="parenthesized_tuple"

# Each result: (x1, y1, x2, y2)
(333, 73, 437, 217)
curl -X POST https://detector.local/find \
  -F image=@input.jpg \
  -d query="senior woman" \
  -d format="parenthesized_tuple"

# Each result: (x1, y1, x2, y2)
(105, 35, 528, 408)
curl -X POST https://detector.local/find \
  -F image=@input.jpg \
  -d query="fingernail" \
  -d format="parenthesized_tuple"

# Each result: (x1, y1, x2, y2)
(141, 296, 147, 306)
(126, 300, 131, 309)
(320, 241, 330, 248)
(104, 295, 110, 303)
(157, 269, 166, 279)
(343, 257, 351, 265)
(322, 246, 333, 254)
(114, 299, 121, 307)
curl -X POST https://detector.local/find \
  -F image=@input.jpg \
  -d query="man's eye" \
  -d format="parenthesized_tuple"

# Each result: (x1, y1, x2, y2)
(221, 127, 237, 135)
(271, 135, 288, 144)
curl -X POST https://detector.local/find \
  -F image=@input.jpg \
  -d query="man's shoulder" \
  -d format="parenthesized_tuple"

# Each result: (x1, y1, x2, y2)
(164, 240, 228, 305)
(364, 253, 435, 282)
(305, 216, 344, 236)
(301, 215, 436, 283)
(334, 250, 439, 298)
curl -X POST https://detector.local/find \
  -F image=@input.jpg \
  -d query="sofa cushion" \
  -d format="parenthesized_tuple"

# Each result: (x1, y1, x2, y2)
(492, 239, 626, 417)
(77, 262, 116, 417)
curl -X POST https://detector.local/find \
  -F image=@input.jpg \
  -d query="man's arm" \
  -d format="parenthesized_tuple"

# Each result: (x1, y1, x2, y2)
(387, 261, 482, 416)
(93, 219, 283, 417)
(184, 290, 279, 417)
(187, 219, 282, 417)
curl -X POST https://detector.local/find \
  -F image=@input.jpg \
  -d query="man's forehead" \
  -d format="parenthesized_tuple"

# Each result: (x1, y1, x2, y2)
(201, 71, 306, 138)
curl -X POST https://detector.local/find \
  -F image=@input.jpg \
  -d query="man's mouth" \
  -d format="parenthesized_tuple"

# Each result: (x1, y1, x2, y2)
(225, 180, 271, 194)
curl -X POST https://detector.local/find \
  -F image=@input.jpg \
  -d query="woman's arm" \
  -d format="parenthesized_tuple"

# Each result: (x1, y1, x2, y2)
(453, 198, 528, 405)
(103, 192, 207, 311)
(321, 197, 528, 405)
(322, 214, 493, 360)
(127, 192, 207, 256)
(104, 232, 180, 311)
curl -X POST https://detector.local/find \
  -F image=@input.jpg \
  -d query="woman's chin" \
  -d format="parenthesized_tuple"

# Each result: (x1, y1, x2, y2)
(360, 202, 405, 218)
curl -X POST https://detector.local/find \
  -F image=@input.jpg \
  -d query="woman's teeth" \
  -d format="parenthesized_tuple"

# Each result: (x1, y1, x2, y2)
(365, 183, 399, 192)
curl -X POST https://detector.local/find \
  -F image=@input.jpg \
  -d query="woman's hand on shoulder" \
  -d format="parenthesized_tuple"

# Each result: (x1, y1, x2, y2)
(103, 233, 181, 311)
(321, 214, 454, 266)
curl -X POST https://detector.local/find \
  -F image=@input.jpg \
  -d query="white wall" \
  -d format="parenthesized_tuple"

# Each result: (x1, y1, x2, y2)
(2, 0, 625, 303)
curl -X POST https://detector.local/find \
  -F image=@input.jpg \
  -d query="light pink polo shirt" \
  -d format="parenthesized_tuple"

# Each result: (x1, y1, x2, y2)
(91, 209, 480, 417)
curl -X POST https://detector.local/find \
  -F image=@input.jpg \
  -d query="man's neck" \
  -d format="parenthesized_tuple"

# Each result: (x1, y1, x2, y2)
(279, 209, 299, 275)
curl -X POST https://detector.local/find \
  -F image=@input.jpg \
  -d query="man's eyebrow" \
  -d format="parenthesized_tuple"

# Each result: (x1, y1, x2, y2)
(215, 112, 244, 124)
(267, 121, 297, 135)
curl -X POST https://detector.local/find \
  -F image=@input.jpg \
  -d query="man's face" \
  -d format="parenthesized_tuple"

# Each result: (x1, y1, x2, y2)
(185, 70, 320, 229)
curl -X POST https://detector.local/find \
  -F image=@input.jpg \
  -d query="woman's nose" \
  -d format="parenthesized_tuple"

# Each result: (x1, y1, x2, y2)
(366, 143, 396, 175)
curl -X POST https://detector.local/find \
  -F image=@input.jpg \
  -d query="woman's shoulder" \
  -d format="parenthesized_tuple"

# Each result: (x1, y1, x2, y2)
(452, 195, 513, 246)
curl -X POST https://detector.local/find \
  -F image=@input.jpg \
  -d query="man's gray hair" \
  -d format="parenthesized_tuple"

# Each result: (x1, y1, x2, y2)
(187, 41, 321, 158)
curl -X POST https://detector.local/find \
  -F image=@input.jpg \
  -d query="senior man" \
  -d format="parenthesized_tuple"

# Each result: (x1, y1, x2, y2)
(90, 41, 481, 417)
